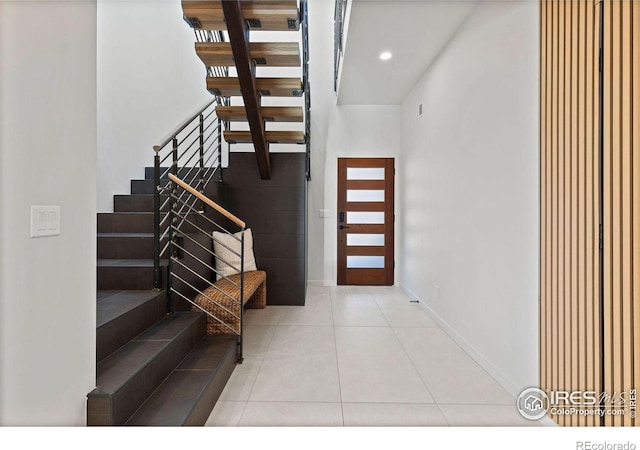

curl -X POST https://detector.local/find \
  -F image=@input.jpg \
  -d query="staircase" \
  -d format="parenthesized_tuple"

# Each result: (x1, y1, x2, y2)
(87, 0, 310, 426)
(88, 169, 237, 426)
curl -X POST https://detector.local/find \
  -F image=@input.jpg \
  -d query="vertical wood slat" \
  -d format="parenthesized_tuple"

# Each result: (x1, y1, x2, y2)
(540, 0, 548, 404)
(633, 0, 640, 430)
(576, 0, 586, 428)
(546, 0, 554, 406)
(552, 0, 560, 413)
(570, 0, 579, 427)
(585, 3, 601, 426)
(620, 0, 633, 428)
(605, 0, 618, 427)
(558, 1, 566, 426)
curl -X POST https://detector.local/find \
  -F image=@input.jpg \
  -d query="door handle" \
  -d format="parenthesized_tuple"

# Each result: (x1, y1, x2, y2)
(339, 225, 350, 230)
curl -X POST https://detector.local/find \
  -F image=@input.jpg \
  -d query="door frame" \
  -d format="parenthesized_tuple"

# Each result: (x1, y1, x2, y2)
(336, 154, 399, 286)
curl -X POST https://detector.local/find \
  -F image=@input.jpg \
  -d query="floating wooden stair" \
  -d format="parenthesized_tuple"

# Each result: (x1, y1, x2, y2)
(185, 0, 308, 179)
(216, 106, 303, 123)
(182, 0, 300, 32)
(224, 130, 305, 144)
(196, 42, 300, 67)
(206, 77, 303, 97)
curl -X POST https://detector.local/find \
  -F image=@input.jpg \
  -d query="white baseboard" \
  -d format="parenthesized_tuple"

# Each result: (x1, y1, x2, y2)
(306, 280, 335, 287)
(399, 283, 521, 400)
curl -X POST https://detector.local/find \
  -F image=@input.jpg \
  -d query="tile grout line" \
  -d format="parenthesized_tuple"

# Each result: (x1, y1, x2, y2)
(388, 323, 450, 426)
(329, 288, 346, 427)
(235, 318, 280, 425)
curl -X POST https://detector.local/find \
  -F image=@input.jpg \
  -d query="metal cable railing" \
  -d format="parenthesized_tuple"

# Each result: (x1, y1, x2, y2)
(334, 0, 347, 93)
(301, 0, 311, 180)
(165, 174, 247, 357)
(152, 97, 225, 295)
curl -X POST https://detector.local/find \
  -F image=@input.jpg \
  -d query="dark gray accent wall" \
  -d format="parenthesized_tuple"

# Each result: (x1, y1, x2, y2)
(205, 153, 307, 306)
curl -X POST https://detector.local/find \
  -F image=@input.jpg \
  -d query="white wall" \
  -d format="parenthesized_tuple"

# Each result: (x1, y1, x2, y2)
(97, 0, 211, 212)
(0, 0, 97, 425)
(398, 1, 539, 397)
(321, 105, 401, 284)
(305, 0, 336, 284)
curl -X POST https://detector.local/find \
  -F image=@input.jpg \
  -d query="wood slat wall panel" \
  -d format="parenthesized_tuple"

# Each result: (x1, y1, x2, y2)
(540, 0, 548, 407)
(540, 0, 601, 427)
(602, 0, 638, 427)
(542, 0, 638, 427)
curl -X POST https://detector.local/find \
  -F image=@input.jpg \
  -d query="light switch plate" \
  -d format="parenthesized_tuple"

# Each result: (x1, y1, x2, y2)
(319, 209, 329, 218)
(30, 206, 61, 238)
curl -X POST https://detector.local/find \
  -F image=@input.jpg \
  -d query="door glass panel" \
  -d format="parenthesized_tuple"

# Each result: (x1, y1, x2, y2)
(347, 190, 384, 202)
(347, 234, 385, 246)
(347, 256, 385, 269)
(347, 167, 385, 180)
(347, 211, 384, 224)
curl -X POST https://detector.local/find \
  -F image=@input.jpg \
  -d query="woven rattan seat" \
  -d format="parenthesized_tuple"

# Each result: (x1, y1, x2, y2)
(192, 270, 266, 335)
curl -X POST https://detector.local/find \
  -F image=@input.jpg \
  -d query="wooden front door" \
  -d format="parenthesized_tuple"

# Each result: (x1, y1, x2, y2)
(337, 158, 394, 285)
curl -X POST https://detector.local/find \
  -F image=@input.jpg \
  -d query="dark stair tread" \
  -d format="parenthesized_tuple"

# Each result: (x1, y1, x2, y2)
(97, 290, 165, 328)
(125, 336, 237, 426)
(95, 312, 204, 394)
(97, 233, 154, 238)
(97, 259, 166, 268)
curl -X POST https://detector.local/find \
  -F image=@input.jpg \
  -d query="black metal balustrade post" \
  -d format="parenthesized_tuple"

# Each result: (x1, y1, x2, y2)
(198, 113, 205, 213)
(302, 0, 311, 180)
(167, 137, 179, 314)
(238, 230, 245, 363)
(153, 151, 161, 291)
(218, 116, 224, 183)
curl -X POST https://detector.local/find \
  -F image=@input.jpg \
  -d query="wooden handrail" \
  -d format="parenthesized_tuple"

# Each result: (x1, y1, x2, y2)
(168, 173, 246, 229)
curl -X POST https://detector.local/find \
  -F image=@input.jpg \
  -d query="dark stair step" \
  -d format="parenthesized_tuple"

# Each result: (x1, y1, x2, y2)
(87, 312, 206, 426)
(98, 212, 154, 234)
(114, 194, 169, 213)
(126, 335, 237, 426)
(131, 179, 156, 195)
(144, 167, 219, 181)
(96, 289, 168, 362)
(97, 233, 158, 260)
(97, 259, 168, 291)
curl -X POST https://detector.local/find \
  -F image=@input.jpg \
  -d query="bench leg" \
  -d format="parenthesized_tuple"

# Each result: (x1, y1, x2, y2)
(245, 281, 266, 309)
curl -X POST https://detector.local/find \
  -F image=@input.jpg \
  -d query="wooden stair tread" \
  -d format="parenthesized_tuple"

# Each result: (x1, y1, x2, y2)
(196, 42, 300, 67)
(182, 0, 300, 31)
(224, 130, 305, 144)
(207, 77, 303, 97)
(216, 106, 303, 122)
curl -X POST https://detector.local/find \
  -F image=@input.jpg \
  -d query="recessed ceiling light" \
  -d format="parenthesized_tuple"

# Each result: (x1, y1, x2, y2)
(379, 51, 392, 61)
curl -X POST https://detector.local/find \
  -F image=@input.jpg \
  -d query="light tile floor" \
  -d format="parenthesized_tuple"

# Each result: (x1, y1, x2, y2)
(205, 285, 541, 427)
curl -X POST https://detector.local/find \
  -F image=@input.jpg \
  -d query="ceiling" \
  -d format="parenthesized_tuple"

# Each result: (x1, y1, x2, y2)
(337, 0, 479, 105)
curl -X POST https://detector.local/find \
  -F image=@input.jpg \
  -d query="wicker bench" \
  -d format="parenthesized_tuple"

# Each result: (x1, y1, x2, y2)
(192, 270, 267, 335)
